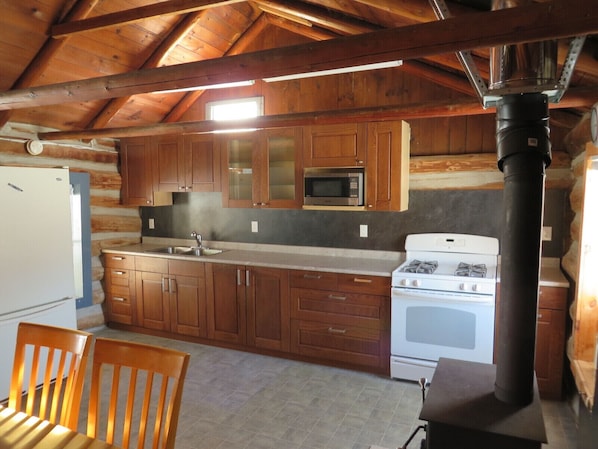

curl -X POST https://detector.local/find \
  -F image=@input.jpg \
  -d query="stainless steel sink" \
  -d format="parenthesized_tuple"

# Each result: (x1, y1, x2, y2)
(146, 246, 224, 256)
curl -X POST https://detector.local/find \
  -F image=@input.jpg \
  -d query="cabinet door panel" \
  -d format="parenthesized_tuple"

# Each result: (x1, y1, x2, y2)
(207, 264, 245, 344)
(136, 271, 169, 331)
(304, 124, 367, 167)
(171, 275, 206, 337)
(186, 134, 221, 192)
(121, 137, 154, 206)
(247, 267, 290, 351)
(153, 135, 184, 192)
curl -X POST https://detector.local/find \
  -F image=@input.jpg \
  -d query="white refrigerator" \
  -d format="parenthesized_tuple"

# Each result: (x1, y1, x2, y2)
(0, 166, 77, 400)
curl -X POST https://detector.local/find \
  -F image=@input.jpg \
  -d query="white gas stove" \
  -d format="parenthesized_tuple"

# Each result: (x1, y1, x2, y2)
(390, 233, 500, 382)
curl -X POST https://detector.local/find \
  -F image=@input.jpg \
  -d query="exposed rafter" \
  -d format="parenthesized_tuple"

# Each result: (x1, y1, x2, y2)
(1, 0, 596, 112)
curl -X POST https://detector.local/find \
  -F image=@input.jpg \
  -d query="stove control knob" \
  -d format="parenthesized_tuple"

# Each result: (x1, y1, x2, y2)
(400, 279, 409, 286)
(460, 283, 468, 291)
(472, 284, 480, 292)
(412, 279, 421, 287)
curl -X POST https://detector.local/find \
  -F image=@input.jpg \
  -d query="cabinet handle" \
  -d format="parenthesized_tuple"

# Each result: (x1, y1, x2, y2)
(112, 296, 126, 302)
(328, 327, 346, 334)
(162, 277, 167, 292)
(328, 294, 346, 301)
(303, 274, 322, 280)
(246, 269, 250, 287)
(186, 186, 192, 190)
(146, 200, 151, 204)
(111, 256, 125, 261)
(170, 278, 176, 293)
(353, 278, 373, 284)
(537, 313, 543, 319)
(178, 186, 185, 190)
(114, 271, 125, 275)
(237, 269, 242, 286)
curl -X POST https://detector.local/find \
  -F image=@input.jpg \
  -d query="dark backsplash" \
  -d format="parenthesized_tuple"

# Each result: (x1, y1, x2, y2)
(141, 189, 569, 257)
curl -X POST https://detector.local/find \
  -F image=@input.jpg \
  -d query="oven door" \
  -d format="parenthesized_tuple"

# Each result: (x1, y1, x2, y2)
(391, 287, 495, 364)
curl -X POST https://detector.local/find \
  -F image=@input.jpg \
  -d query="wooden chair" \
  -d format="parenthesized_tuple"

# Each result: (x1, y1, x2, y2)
(86, 337, 190, 449)
(8, 321, 93, 431)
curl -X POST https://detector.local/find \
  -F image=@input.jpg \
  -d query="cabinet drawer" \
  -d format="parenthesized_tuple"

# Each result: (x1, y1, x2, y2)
(538, 286, 567, 310)
(290, 270, 338, 290)
(290, 319, 386, 369)
(338, 273, 390, 295)
(104, 253, 135, 269)
(106, 286, 134, 324)
(290, 287, 389, 329)
(107, 267, 132, 287)
(135, 256, 168, 273)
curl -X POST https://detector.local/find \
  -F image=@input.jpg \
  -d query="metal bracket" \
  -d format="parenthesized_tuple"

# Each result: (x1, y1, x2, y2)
(428, 0, 586, 108)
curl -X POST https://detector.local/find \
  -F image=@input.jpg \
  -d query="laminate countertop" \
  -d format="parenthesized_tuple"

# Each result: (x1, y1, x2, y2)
(102, 237, 404, 277)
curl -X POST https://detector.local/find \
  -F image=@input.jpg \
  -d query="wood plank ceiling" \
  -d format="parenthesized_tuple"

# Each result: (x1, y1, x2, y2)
(1, 0, 597, 148)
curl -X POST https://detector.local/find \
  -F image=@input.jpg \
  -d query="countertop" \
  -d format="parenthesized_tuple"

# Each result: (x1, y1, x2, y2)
(103, 238, 569, 285)
(102, 237, 405, 277)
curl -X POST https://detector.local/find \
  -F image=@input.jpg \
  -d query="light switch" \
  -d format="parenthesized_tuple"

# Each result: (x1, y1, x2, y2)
(149, 218, 155, 229)
(251, 221, 258, 233)
(541, 226, 552, 241)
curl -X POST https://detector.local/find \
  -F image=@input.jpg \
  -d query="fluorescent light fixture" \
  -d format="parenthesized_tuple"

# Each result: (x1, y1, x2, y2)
(263, 60, 402, 83)
(156, 79, 255, 94)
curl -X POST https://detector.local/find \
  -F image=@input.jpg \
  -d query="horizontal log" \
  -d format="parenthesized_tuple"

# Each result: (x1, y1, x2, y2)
(91, 215, 141, 234)
(39, 88, 598, 141)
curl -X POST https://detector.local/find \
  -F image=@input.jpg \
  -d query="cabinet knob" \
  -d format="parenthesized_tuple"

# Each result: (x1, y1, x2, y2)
(146, 200, 151, 204)
(328, 327, 347, 335)
(112, 296, 126, 302)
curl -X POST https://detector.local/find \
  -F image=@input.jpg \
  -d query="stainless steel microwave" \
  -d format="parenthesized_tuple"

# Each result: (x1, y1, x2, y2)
(304, 169, 364, 206)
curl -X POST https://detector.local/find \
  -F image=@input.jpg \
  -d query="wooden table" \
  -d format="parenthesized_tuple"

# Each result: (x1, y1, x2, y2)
(0, 406, 119, 449)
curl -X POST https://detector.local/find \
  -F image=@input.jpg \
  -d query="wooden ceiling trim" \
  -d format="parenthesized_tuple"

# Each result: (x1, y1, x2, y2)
(264, 14, 339, 41)
(38, 85, 597, 141)
(0, 0, 100, 128)
(352, 0, 476, 23)
(87, 10, 208, 130)
(164, 12, 271, 123)
(2, 0, 594, 113)
(50, 0, 247, 37)
(253, 0, 378, 35)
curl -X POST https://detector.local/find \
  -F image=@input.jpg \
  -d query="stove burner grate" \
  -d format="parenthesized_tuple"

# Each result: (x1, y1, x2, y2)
(455, 262, 487, 278)
(401, 259, 439, 274)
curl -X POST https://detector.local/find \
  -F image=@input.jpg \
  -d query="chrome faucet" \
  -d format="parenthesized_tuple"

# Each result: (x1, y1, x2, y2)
(190, 231, 202, 248)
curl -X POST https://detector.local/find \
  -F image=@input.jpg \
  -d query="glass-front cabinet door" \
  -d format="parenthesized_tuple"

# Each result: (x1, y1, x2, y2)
(263, 128, 302, 209)
(222, 132, 259, 208)
(221, 128, 302, 208)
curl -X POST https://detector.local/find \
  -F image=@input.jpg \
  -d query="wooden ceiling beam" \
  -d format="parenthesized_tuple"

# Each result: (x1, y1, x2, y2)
(2, 0, 596, 111)
(87, 11, 208, 129)
(164, 12, 271, 123)
(51, 0, 246, 37)
(0, 0, 100, 128)
(253, 0, 377, 35)
(38, 85, 598, 141)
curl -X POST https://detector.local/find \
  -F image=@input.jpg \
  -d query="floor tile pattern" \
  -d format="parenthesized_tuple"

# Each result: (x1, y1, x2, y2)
(81, 328, 577, 449)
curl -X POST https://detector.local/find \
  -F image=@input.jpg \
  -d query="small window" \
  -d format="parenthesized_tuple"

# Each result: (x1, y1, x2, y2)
(206, 96, 264, 121)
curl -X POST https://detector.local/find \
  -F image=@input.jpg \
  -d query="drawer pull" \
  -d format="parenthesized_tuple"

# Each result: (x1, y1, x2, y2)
(114, 271, 125, 275)
(111, 256, 125, 261)
(328, 327, 346, 335)
(328, 294, 346, 301)
(303, 274, 322, 280)
(353, 278, 372, 284)
(537, 313, 543, 319)
(112, 296, 126, 302)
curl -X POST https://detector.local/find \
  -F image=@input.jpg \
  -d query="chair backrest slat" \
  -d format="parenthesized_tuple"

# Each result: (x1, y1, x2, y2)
(9, 322, 92, 431)
(87, 338, 190, 449)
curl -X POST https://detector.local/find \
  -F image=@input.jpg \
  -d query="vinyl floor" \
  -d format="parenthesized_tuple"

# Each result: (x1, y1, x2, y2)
(81, 327, 578, 449)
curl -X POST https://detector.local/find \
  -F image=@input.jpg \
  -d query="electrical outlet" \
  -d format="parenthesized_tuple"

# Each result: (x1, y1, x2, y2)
(360, 224, 368, 238)
(541, 226, 552, 241)
(251, 221, 258, 233)
(149, 218, 155, 229)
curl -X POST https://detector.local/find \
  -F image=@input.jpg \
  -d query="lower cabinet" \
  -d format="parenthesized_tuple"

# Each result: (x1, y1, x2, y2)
(289, 270, 390, 371)
(135, 256, 207, 337)
(104, 254, 391, 375)
(205, 263, 290, 351)
(103, 253, 137, 325)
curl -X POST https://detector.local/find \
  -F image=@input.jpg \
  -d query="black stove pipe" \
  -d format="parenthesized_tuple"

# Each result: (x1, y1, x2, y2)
(494, 92, 552, 405)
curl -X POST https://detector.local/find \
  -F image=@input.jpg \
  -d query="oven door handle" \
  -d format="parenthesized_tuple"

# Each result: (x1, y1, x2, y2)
(391, 288, 494, 304)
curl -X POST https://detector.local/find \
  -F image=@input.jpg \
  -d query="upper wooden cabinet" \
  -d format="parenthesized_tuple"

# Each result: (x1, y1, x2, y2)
(365, 121, 410, 211)
(152, 134, 221, 193)
(120, 137, 172, 206)
(303, 123, 367, 168)
(220, 127, 303, 208)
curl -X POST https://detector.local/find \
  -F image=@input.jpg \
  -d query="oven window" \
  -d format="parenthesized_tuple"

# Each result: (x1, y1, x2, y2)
(405, 306, 476, 349)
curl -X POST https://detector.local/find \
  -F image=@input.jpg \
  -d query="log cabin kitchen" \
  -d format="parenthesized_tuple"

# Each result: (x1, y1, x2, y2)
(0, 0, 597, 448)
